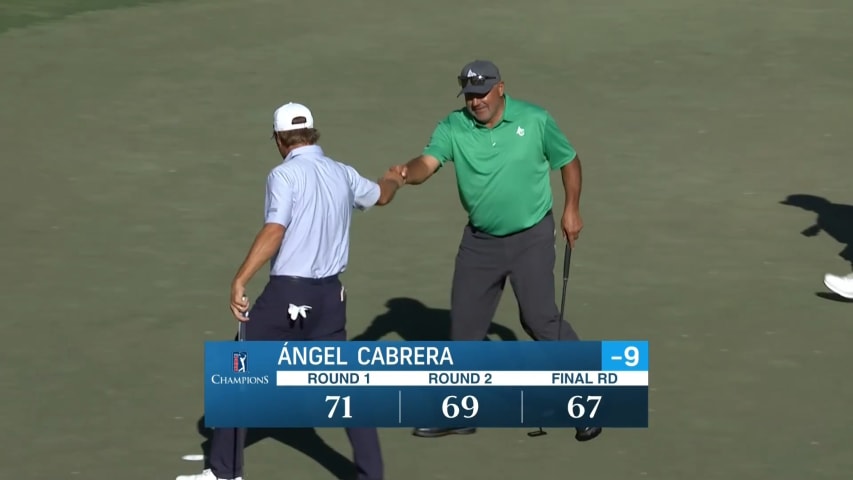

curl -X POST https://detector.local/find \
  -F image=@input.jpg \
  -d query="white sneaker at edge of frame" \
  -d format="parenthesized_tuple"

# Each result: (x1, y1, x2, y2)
(824, 273, 853, 299)
(176, 468, 243, 480)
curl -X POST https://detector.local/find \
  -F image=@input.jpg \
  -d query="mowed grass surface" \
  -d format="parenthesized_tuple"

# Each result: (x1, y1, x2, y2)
(1, 0, 852, 478)
(0, 0, 181, 33)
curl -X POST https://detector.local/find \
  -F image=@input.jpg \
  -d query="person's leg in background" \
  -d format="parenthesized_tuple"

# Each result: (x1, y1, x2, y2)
(508, 214, 579, 341)
(449, 224, 510, 340)
(345, 426, 383, 479)
(413, 224, 509, 438)
(311, 279, 384, 480)
(506, 214, 601, 441)
(187, 280, 303, 480)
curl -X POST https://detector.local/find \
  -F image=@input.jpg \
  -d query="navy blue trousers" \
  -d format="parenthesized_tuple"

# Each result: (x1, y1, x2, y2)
(209, 275, 384, 480)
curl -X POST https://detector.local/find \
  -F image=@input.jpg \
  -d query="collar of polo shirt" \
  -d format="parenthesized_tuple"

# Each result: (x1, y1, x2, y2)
(283, 144, 323, 162)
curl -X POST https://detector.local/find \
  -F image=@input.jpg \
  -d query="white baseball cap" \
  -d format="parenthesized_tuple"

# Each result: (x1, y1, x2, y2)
(273, 102, 314, 132)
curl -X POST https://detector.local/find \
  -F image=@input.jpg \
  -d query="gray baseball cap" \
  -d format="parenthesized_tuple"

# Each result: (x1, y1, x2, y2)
(457, 60, 501, 97)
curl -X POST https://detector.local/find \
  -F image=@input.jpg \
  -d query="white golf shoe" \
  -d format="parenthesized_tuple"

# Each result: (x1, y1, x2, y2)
(824, 273, 853, 299)
(175, 468, 242, 480)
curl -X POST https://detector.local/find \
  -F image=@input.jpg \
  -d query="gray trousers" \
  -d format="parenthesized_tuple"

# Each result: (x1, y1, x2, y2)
(450, 211, 581, 341)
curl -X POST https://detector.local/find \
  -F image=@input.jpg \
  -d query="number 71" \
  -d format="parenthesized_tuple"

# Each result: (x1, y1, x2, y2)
(325, 395, 352, 419)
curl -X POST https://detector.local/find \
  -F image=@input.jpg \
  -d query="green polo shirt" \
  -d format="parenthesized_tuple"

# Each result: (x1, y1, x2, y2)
(423, 95, 577, 236)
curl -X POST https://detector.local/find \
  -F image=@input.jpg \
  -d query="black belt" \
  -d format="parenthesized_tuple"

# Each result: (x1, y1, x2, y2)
(470, 209, 552, 237)
(271, 275, 340, 285)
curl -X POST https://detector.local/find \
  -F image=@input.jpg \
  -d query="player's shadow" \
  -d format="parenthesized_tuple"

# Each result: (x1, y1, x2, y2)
(194, 416, 359, 480)
(781, 194, 853, 301)
(352, 297, 519, 341)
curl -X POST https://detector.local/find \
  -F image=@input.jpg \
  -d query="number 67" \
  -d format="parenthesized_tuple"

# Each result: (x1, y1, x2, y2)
(567, 395, 601, 419)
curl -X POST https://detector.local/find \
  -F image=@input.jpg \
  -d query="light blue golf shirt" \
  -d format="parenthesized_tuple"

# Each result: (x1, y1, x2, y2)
(264, 145, 381, 278)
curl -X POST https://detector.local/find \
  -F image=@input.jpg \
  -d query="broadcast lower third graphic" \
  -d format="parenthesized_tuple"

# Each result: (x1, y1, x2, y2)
(204, 341, 649, 429)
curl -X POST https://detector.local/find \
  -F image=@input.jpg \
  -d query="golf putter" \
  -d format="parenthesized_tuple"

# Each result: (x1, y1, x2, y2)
(528, 242, 572, 438)
(233, 296, 248, 479)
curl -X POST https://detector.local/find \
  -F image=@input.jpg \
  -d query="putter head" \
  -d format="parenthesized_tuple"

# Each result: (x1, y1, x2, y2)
(527, 428, 548, 437)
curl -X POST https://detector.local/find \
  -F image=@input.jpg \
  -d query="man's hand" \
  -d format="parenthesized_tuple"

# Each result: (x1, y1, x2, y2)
(376, 170, 406, 205)
(562, 209, 583, 249)
(230, 283, 250, 322)
(388, 165, 408, 184)
(383, 169, 405, 187)
(389, 156, 440, 185)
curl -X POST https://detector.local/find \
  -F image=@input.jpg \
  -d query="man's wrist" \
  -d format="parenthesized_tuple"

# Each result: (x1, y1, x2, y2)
(404, 160, 423, 183)
(380, 177, 404, 189)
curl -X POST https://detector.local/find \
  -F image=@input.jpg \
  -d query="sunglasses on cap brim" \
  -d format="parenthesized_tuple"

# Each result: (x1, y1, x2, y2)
(457, 74, 497, 88)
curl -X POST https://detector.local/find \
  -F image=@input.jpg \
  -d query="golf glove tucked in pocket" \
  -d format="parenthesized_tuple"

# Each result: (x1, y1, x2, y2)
(288, 304, 312, 321)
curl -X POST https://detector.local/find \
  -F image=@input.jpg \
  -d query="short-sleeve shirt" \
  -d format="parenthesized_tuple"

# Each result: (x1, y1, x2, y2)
(422, 95, 577, 236)
(264, 145, 380, 278)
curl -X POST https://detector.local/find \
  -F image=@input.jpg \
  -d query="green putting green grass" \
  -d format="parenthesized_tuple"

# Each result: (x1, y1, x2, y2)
(2, 0, 852, 478)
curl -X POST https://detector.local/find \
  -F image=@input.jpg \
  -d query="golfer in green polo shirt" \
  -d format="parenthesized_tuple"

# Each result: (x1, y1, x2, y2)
(389, 59, 600, 442)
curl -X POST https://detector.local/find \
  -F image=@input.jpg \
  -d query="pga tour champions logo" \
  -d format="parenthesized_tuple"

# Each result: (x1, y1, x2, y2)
(209, 351, 270, 386)
(233, 352, 248, 373)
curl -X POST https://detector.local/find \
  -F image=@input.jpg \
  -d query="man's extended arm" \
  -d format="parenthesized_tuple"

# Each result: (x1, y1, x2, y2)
(392, 118, 450, 185)
(348, 166, 405, 208)
(389, 155, 441, 185)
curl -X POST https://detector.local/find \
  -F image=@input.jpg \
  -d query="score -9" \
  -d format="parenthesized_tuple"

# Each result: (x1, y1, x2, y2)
(623, 346, 640, 367)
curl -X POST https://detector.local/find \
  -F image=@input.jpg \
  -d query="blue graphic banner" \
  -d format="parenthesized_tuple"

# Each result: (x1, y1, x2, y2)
(204, 341, 649, 428)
